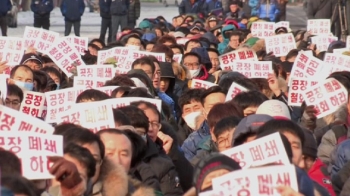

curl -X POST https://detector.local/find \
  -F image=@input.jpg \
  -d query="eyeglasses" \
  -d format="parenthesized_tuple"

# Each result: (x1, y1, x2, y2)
(149, 122, 162, 130)
(5, 100, 20, 106)
(184, 62, 200, 69)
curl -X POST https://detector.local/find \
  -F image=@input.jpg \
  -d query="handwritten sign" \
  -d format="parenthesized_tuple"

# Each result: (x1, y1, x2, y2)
(190, 79, 217, 89)
(230, 61, 273, 78)
(226, 82, 248, 101)
(275, 21, 290, 30)
(20, 91, 47, 119)
(173, 54, 183, 64)
(251, 22, 275, 38)
(131, 50, 166, 62)
(311, 35, 338, 52)
(307, 19, 331, 35)
(47, 38, 86, 77)
(212, 164, 298, 196)
(97, 86, 119, 97)
(77, 65, 114, 79)
(0, 105, 54, 134)
(302, 78, 348, 118)
(23, 26, 60, 54)
(219, 49, 258, 70)
(333, 48, 349, 54)
(265, 34, 296, 57)
(288, 78, 318, 106)
(323, 53, 350, 74)
(73, 77, 108, 89)
(0, 132, 63, 180)
(0, 37, 24, 65)
(64, 36, 88, 55)
(103, 97, 162, 112)
(97, 47, 130, 65)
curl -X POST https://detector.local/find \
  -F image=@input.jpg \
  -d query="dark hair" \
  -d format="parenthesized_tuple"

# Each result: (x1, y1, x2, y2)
(157, 35, 177, 45)
(10, 65, 33, 79)
(1, 175, 38, 196)
(316, 51, 326, 61)
(219, 77, 259, 94)
(123, 129, 147, 167)
(122, 87, 154, 98)
(113, 109, 131, 126)
(104, 75, 136, 87)
(229, 31, 244, 43)
(184, 40, 201, 51)
(214, 116, 241, 139)
(132, 56, 156, 74)
(7, 84, 23, 102)
(178, 88, 205, 111)
(64, 143, 96, 178)
(40, 55, 54, 64)
(41, 66, 62, 84)
(118, 106, 150, 132)
(131, 101, 161, 123)
(206, 48, 220, 56)
(170, 44, 185, 55)
(200, 86, 226, 106)
(0, 149, 21, 176)
(286, 49, 299, 61)
(90, 38, 106, 48)
(76, 89, 111, 103)
(231, 90, 268, 110)
(33, 70, 49, 92)
(151, 44, 174, 59)
(125, 34, 142, 45)
(88, 43, 101, 51)
(111, 86, 132, 97)
(207, 102, 243, 128)
(183, 52, 201, 64)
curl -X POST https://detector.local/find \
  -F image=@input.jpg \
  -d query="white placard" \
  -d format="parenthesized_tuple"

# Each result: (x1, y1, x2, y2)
(130, 50, 166, 62)
(323, 53, 350, 74)
(173, 54, 183, 64)
(77, 65, 115, 79)
(287, 78, 318, 106)
(0, 37, 24, 65)
(275, 21, 290, 30)
(225, 82, 248, 101)
(19, 91, 47, 119)
(23, 26, 60, 54)
(73, 77, 108, 89)
(251, 22, 275, 38)
(230, 61, 273, 78)
(307, 19, 331, 35)
(311, 35, 338, 52)
(190, 79, 217, 89)
(64, 36, 88, 55)
(219, 49, 258, 70)
(264, 33, 296, 57)
(333, 48, 349, 54)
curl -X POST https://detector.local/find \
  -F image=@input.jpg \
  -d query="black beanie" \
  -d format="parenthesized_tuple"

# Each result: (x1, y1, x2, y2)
(302, 129, 317, 159)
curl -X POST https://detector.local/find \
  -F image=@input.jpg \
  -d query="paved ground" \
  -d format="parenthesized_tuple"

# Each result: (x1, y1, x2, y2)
(8, 2, 307, 39)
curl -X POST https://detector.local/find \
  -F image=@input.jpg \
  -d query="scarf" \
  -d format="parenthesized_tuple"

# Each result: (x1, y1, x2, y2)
(194, 66, 209, 81)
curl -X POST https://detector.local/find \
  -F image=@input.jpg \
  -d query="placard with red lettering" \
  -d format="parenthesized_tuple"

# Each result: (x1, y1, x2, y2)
(0, 132, 63, 180)
(288, 78, 318, 107)
(198, 190, 223, 196)
(130, 51, 166, 62)
(274, 21, 290, 30)
(77, 65, 114, 79)
(56, 101, 115, 133)
(311, 35, 338, 52)
(73, 77, 108, 89)
(98, 86, 120, 97)
(0, 37, 24, 65)
(177, 38, 190, 45)
(333, 48, 349, 54)
(64, 36, 88, 55)
(231, 61, 273, 78)
(190, 79, 217, 89)
(323, 53, 350, 74)
(302, 78, 348, 118)
(219, 49, 258, 70)
(251, 22, 275, 38)
(19, 91, 47, 119)
(222, 132, 290, 169)
(173, 54, 183, 64)
(212, 164, 298, 196)
(0, 74, 9, 101)
(289, 52, 330, 85)
(226, 82, 248, 101)
(307, 19, 331, 35)
(23, 27, 60, 54)
(0, 105, 54, 134)
(47, 38, 86, 77)
(113, 47, 131, 65)
(114, 58, 133, 75)
(264, 34, 296, 57)
(44, 87, 85, 123)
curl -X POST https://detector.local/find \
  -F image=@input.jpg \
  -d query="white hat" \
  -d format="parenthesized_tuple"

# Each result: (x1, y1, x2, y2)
(256, 100, 291, 120)
(173, 31, 185, 38)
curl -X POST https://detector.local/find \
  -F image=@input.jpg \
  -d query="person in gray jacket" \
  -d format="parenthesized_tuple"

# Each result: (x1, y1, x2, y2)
(306, 0, 335, 19)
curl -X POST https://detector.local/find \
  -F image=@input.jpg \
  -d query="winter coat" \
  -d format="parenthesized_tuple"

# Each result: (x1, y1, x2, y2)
(331, 139, 350, 179)
(177, 118, 194, 145)
(0, 0, 12, 17)
(271, 92, 303, 123)
(181, 121, 210, 161)
(331, 161, 350, 196)
(189, 136, 218, 166)
(129, 162, 162, 192)
(60, 0, 85, 21)
(249, 0, 259, 16)
(99, 0, 111, 19)
(179, 0, 208, 15)
(218, 25, 236, 54)
(173, 78, 188, 100)
(225, 9, 244, 19)
(128, 0, 141, 24)
(258, 0, 280, 22)
(31, 0, 54, 18)
(207, 0, 222, 13)
(308, 159, 336, 196)
(295, 166, 316, 196)
(110, 0, 129, 15)
(307, 0, 335, 19)
(242, 0, 252, 17)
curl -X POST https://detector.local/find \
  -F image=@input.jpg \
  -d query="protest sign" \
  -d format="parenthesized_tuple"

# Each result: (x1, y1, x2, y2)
(0, 105, 54, 134)
(47, 38, 86, 77)
(307, 19, 331, 35)
(77, 65, 114, 79)
(222, 132, 290, 169)
(23, 26, 60, 54)
(0, 132, 63, 180)
(44, 87, 85, 123)
(230, 61, 273, 78)
(251, 22, 275, 38)
(173, 54, 183, 64)
(275, 21, 290, 30)
(219, 49, 258, 70)
(97, 47, 131, 65)
(199, 190, 224, 196)
(323, 53, 350, 74)
(177, 38, 190, 45)
(131, 50, 166, 62)
(225, 82, 248, 101)
(212, 164, 298, 196)
(103, 97, 162, 112)
(0, 37, 24, 65)
(0, 74, 9, 101)
(190, 79, 217, 89)
(302, 78, 348, 118)
(288, 78, 318, 106)
(333, 48, 349, 54)
(264, 34, 296, 57)
(64, 36, 88, 55)
(20, 91, 47, 119)
(311, 35, 338, 52)
(73, 77, 108, 89)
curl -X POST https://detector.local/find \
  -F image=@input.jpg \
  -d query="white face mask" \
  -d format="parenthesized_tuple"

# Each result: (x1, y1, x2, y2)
(126, 44, 141, 50)
(183, 111, 202, 130)
(189, 66, 201, 78)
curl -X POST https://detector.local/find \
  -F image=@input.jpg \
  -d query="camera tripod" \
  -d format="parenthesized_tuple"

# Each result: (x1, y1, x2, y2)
(331, 0, 348, 41)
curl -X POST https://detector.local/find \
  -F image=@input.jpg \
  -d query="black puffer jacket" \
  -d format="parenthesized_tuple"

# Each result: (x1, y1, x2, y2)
(128, 0, 140, 24)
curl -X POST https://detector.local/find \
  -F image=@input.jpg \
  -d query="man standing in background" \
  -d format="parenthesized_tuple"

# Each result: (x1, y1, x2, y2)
(0, 0, 12, 36)
(60, 0, 85, 36)
(31, 0, 54, 30)
(127, 0, 141, 28)
(99, 0, 112, 43)
(111, 0, 129, 42)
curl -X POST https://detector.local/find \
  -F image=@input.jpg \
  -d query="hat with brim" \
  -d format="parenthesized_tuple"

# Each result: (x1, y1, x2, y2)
(20, 53, 43, 65)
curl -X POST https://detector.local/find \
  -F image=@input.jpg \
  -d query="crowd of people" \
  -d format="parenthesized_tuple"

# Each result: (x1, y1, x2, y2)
(1, 0, 350, 196)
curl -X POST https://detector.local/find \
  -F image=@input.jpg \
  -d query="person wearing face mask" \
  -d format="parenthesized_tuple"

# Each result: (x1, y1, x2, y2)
(124, 34, 142, 50)
(9, 65, 35, 91)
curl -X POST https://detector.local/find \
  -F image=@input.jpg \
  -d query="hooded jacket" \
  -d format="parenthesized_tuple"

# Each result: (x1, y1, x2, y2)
(308, 159, 335, 196)
(249, 0, 259, 16)
(0, 0, 11, 17)
(31, 0, 54, 18)
(258, 0, 280, 22)
(206, 0, 222, 13)
(330, 139, 350, 179)
(218, 25, 235, 54)
(60, 0, 85, 21)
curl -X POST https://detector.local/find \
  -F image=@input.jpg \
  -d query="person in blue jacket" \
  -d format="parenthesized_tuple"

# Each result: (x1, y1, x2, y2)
(31, 0, 54, 30)
(0, 0, 12, 36)
(99, 0, 112, 43)
(257, 0, 280, 22)
(249, 0, 259, 16)
(60, 0, 85, 36)
(217, 24, 236, 55)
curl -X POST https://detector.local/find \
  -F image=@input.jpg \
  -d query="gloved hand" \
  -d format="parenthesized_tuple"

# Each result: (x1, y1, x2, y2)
(49, 156, 82, 189)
